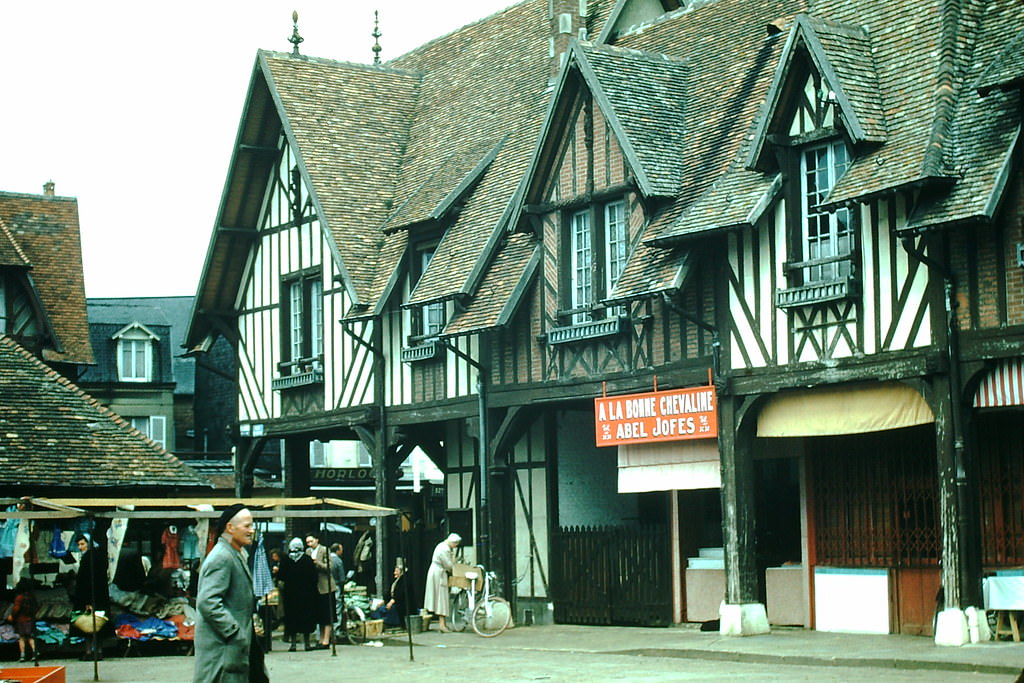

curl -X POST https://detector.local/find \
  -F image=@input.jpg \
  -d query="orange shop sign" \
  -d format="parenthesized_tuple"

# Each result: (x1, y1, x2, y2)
(595, 385, 718, 447)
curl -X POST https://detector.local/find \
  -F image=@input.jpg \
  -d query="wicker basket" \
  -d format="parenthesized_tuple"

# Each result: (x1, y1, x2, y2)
(73, 611, 108, 634)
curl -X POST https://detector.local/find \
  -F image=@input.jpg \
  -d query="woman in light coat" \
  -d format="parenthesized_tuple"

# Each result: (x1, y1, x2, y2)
(423, 533, 460, 632)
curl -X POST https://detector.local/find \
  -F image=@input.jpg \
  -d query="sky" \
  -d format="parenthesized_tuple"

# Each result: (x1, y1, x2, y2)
(0, 1, 517, 298)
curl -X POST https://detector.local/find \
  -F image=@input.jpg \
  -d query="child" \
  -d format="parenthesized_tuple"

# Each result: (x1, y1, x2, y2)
(9, 578, 38, 663)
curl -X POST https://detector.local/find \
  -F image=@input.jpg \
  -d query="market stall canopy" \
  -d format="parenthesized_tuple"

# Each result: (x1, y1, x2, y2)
(1, 496, 397, 519)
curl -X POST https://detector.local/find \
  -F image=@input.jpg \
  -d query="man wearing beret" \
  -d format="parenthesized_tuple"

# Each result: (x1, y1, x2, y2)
(193, 504, 268, 683)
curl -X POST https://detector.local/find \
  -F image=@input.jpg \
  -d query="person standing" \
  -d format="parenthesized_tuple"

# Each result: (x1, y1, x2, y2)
(73, 533, 109, 661)
(276, 538, 317, 651)
(329, 543, 346, 626)
(304, 533, 332, 648)
(423, 533, 460, 632)
(193, 504, 267, 683)
(9, 578, 37, 663)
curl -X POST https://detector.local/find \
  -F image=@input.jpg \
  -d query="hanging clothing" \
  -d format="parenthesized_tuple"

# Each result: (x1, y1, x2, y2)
(0, 507, 20, 558)
(181, 525, 199, 561)
(10, 516, 31, 586)
(252, 536, 273, 599)
(161, 526, 181, 570)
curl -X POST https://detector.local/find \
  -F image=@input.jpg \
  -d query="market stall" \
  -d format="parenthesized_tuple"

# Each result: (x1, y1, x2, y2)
(0, 497, 397, 677)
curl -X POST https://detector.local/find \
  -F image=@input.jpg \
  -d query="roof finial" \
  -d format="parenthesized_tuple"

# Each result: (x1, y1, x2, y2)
(372, 10, 382, 64)
(289, 10, 304, 56)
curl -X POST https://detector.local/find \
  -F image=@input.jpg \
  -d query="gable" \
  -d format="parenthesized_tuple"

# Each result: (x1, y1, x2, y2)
(598, 0, 684, 43)
(747, 14, 886, 171)
(0, 192, 94, 366)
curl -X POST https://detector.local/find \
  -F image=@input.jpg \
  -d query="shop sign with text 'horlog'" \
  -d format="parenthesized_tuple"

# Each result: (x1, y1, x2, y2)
(595, 385, 718, 446)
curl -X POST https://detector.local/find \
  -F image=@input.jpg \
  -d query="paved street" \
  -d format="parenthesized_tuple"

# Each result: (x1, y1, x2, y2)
(8, 624, 1024, 683)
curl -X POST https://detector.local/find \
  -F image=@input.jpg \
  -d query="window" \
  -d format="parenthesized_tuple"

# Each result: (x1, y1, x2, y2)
(564, 199, 628, 324)
(412, 244, 445, 338)
(130, 416, 166, 449)
(115, 324, 157, 382)
(281, 272, 323, 371)
(801, 141, 851, 283)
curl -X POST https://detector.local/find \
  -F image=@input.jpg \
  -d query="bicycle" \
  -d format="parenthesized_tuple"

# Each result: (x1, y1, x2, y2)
(448, 565, 512, 637)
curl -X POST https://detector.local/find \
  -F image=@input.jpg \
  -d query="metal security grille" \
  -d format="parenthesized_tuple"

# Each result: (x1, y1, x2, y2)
(809, 426, 940, 567)
(551, 525, 672, 626)
(976, 413, 1024, 566)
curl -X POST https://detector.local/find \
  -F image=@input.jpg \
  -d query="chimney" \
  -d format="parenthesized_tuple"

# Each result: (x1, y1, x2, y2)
(550, 0, 588, 83)
(43, 180, 55, 196)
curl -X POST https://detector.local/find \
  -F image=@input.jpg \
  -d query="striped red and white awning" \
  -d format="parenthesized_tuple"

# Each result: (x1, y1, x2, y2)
(973, 357, 1024, 408)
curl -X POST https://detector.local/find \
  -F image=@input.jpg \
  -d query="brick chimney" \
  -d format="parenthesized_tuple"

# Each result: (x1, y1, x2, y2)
(549, 0, 588, 83)
(43, 180, 55, 196)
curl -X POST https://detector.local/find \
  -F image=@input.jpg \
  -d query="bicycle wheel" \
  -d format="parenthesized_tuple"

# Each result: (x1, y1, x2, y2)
(471, 596, 511, 637)
(342, 604, 367, 645)
(448, 590, 470, 632)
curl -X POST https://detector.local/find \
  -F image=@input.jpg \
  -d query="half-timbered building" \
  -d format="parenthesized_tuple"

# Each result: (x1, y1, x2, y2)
(189, 0, 1024, 642)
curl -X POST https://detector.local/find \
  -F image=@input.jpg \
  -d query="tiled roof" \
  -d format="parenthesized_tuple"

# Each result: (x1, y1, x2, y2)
(0, 192, 94, 366)
(261, 53, 421, 308)
(391, 0, 556, 307)
(975, 26, 1024, 95)
(907, 2, 1023, 230)
(0, 335, 211, 490)
(0, 217, 30, 267)
(576, 42, 689, 196)
(83, 297, 196, 394)
(441, 233, 539, 337)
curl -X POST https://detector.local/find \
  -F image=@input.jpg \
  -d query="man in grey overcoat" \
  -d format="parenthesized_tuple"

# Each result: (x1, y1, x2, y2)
(193, 504, 267, 683)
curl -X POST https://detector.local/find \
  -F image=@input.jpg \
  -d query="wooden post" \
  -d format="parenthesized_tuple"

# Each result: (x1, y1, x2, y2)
(717, 394, 767, 634)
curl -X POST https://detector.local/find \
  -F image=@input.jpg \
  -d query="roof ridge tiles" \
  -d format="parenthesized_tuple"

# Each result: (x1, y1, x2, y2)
(0, 190, 76, 203)
(258, 49, 419, 77)
(580, 40, 689, 63)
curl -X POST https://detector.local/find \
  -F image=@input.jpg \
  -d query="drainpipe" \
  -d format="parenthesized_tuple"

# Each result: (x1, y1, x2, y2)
(900, 235, 974, 608)
(438, 339, 490, 570)
(341, 316, 388, 596)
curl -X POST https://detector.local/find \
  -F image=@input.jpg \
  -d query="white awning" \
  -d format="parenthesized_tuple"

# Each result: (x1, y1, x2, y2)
(617, 439, 720, 492)
(973, 357, 1024, 408)
(757, 382, 933, 437)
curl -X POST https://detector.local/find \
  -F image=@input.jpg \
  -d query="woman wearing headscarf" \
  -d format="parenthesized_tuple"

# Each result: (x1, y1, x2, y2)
(423, 533, 460, 632)
(275, 537, 318, 651)
(73, 533, 110, 660)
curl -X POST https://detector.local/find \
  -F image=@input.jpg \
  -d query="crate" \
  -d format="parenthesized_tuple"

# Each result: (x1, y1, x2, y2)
(449, 575, 472, 589)
(356, 619, 384, 639)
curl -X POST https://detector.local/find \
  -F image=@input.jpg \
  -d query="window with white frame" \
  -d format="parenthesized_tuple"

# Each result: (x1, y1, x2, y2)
(565, 199, 628, 324)
(116, 324, 157, 382)
(281, 272, 323, 371)
(801, 140, 851, 283)
(130, 415, 166, 449)
(411, 244, 445, 339)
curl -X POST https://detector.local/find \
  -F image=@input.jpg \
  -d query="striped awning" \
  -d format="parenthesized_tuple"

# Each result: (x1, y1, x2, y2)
(974, 357, 1024, 408)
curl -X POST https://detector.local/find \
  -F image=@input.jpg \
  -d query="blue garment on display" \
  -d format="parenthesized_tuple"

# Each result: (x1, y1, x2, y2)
(252, 534, 274, 598)
(0, 507, 19, 558)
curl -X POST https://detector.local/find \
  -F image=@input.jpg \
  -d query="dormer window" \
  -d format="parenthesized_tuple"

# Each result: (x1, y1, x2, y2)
(564, 198, 628, 324)
(411, 242, 446, 339)
(114, 323, 158, 382)
(801, 140, 851, 284)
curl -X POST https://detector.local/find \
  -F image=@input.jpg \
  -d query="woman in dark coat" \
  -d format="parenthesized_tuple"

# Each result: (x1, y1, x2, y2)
(275, 537, 318, 651)
(73, 533, 109, 661)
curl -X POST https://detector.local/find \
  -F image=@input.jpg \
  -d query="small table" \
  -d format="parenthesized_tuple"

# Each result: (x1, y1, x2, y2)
(983, 576, 1024, 642)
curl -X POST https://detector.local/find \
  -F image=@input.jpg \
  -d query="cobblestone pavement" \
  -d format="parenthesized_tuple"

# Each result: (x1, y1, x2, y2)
(9, 623, 1024, 682)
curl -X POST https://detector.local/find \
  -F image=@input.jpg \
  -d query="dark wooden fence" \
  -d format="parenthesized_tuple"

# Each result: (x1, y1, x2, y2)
(551, 524, 671, 626)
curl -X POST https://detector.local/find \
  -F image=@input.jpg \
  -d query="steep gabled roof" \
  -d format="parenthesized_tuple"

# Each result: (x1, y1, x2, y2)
(0, 217, 30, 267)
(0, 335, 211, 489)
(262, 53, 420, 307)
(975, 26, 1024, 95)
(0, 191, 94, 366)
(387, 0, 556, 309)
(441, 233, 540, 337)
(747, 14, 886, 170)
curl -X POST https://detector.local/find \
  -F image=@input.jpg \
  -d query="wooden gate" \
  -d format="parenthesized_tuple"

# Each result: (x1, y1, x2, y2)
(551, 525, 671, 626)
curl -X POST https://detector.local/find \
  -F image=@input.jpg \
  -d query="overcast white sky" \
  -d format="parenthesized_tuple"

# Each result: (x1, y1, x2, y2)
(0, 1, 516, 298)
